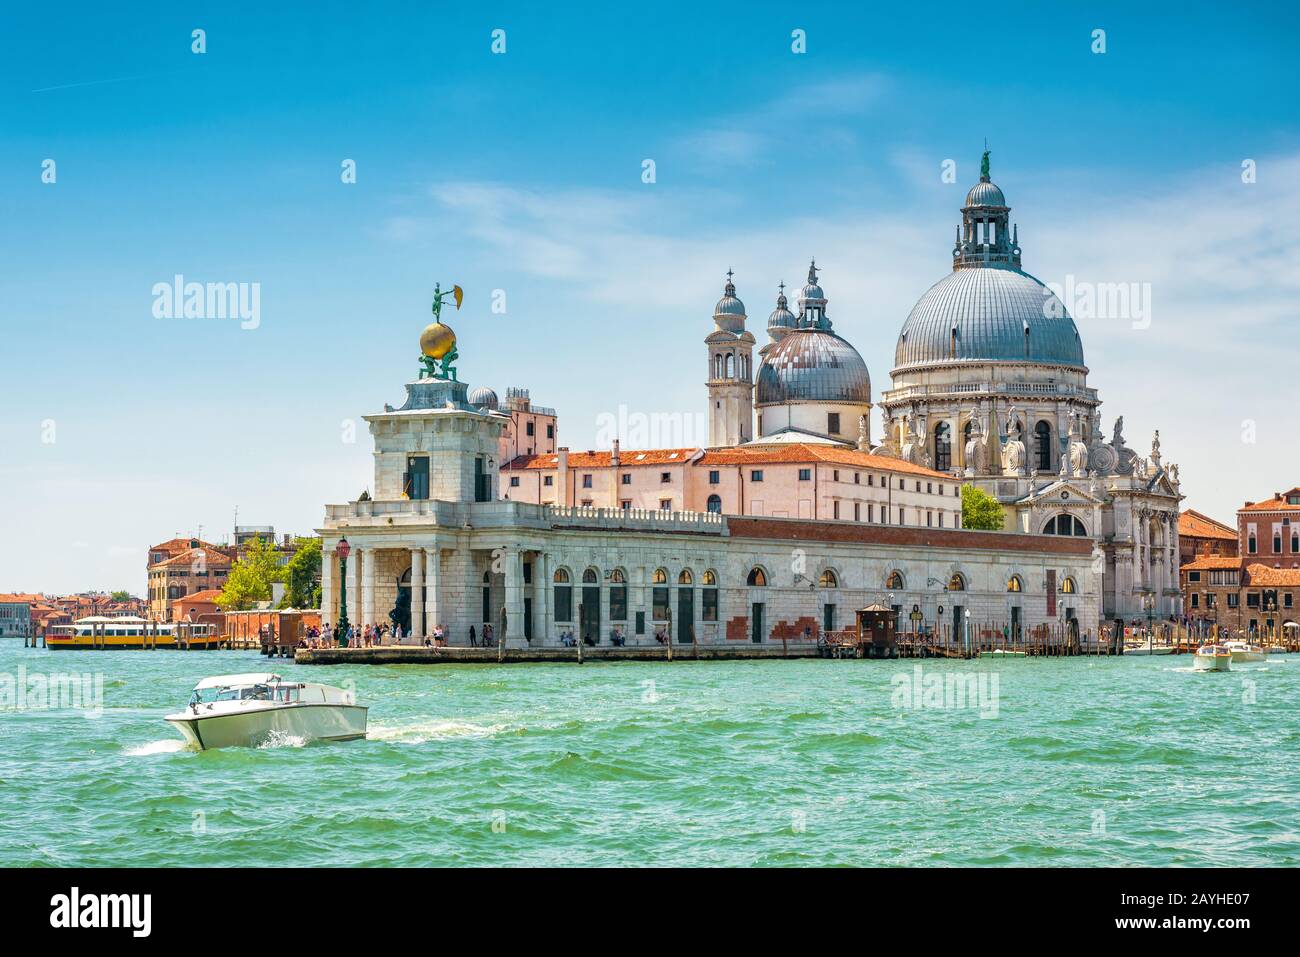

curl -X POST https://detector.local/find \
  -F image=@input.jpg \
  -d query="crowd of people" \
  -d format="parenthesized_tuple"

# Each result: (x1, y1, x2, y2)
(296, 621, 497, 649)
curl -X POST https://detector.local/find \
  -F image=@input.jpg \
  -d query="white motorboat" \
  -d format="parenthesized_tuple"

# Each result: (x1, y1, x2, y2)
(1124, 637, 1174, 656)
(1266, 645, 1289, 655)
(165, 673, 367, 750)
(1223, 640, 1266, 664)
(1192, 645, 1232, 672)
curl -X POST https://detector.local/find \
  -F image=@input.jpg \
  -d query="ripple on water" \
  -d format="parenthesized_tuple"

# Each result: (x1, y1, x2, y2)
(3, 648, 1299, 866)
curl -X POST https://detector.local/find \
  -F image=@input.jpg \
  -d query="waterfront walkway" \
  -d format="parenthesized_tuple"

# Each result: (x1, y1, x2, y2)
(296, 643, 823, 665)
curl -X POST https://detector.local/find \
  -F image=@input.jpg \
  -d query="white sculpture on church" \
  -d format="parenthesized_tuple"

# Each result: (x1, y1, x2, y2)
(1066, 409, 1089, 477)
(964, 410, 987, 477)
(1001, 406, 1026, 476)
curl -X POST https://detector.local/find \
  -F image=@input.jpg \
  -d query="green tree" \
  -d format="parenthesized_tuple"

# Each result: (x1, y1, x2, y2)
(283, 537, 322, 609)
(961, 484, 1005, 531)
(109, 590, 131, 602)
(216, 537, 282, 611)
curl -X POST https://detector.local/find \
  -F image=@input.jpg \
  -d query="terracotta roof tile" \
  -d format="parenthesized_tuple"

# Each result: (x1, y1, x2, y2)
(699, 444, 953, 479)
(505, 449, 699, 470)
(1243, 563, 1300, 586)
(1180, 556, 1241, 571)
(154, 546, 232, 569)
(1178, 509, 1237, 540)
(505, 443, 952, 480)
(1240, 488, 1300, 512)
(174, 589, 223, 603)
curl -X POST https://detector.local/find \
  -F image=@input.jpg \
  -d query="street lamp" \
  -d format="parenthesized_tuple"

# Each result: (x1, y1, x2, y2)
(336, 537, 351, 646)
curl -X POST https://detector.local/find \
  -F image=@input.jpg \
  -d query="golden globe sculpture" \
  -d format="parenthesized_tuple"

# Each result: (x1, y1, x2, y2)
(419, 322, 456, 359)
(417, 283, 464, 380)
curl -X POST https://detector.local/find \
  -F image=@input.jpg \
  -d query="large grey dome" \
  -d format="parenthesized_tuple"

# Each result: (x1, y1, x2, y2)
(756, 329, 871, 405)
(894, 266, 1085, 370)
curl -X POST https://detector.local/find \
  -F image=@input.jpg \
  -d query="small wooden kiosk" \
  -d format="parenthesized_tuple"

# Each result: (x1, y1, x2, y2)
(855, 603, 897, 658)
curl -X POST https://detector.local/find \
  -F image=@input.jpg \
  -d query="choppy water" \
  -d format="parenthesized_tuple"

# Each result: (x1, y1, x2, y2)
(2, 644, 1297, 866)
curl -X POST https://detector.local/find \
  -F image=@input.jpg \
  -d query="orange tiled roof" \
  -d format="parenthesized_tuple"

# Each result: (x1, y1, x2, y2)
(1180, 556, 1241, 571)
(0, 593, 41, 604)
(505, 443, 953, 480)
(1240, 488, 1300, 512)
(155, 546, 233, 569)
(505, 448, 699, 470)
(1178, 509, 1237, 540)
(1243, 563, 1300, 586)
(175, 589, 223, 603)
(699, 444, 953, 479)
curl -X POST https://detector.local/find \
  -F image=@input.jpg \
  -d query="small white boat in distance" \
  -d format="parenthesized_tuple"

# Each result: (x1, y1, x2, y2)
(1223, 640, 1266, 663)
(1193, 645, 1232, 672)
(165, 673, 367, 750)
(1124, 637, 1174, 656)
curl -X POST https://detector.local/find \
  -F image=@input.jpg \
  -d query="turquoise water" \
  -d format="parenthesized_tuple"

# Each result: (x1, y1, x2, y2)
(2, 644, 1297, 866)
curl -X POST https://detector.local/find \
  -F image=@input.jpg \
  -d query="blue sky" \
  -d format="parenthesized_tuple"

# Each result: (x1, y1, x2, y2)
(3, 1, 1298, 592)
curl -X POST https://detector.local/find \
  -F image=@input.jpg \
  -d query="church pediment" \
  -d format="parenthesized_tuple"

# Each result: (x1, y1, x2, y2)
(1015, 479, 1105, 508)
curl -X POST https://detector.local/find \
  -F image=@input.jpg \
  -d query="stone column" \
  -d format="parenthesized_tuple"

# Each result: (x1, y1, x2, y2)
(532, 551, 548, 645)
(409, 547, 424, 642)
(345, 547, 360, 627)
(320, 543, 335, 627)
(504, 545, 527, 648)
(362, 548, 376, 627)
(425, 543, 441, 638)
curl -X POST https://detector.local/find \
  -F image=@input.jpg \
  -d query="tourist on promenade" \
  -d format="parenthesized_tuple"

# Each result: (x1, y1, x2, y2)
(483, 623, 494, 647)
(393, 623, 403, 645)
(469, 625, 477, 646)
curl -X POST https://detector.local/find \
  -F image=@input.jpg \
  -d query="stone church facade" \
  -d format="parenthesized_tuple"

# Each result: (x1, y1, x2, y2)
(875, 159, 1182, 624)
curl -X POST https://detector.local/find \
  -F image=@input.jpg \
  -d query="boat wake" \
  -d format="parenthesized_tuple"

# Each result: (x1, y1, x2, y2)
(368, 718, 508, 745)
(124, 739, 191, 756)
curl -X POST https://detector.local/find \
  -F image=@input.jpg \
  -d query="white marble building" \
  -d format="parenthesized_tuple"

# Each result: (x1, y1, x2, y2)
(318, 331, 1102, 647)
(876, 156, 1182, 623)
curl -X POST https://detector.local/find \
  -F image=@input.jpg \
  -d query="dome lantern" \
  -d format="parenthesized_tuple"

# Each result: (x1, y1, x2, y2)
(797, 259, 830, 329)
(954, 150, 1020, 270)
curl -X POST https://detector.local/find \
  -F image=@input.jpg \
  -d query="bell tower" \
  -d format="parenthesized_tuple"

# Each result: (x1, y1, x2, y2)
(705, 271, 755, 447)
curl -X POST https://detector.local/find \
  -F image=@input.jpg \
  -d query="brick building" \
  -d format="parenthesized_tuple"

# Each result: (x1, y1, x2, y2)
(1239, 488, 1300, 568)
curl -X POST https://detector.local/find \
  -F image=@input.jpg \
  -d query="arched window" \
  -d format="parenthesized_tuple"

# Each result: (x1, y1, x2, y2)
(1043, 514, 1087, 536)
(706, 494, 722, 514)
(483, 571, 491, 583)
(725, 353, 735, 378)
(582, 568, 598, 583)
(1034, 421, 1052, 472)
(747, 567, 767, 587)
(652, 568, 668, 585)
(609, 568, 625, 583)
(886, 570, 905, 590)
(934, 422, 951, 472)
(714, 354, 723, 379)
(678, 569, 693, 585)
(702, 569, 717, 586)
(1061, 577, 1077, 594)
(818, 569, 838, 588)
(553, 569, 573, 621)
(948, 572, 966, 591)
(1007, 575, 1023, 593)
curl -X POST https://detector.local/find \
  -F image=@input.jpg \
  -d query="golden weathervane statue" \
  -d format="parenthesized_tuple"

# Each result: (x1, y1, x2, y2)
(418, 282, 464, 380)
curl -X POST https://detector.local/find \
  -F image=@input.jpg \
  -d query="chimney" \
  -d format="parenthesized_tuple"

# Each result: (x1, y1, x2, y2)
(610, 440, 622, 509)
(556, 448, 570, 506)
